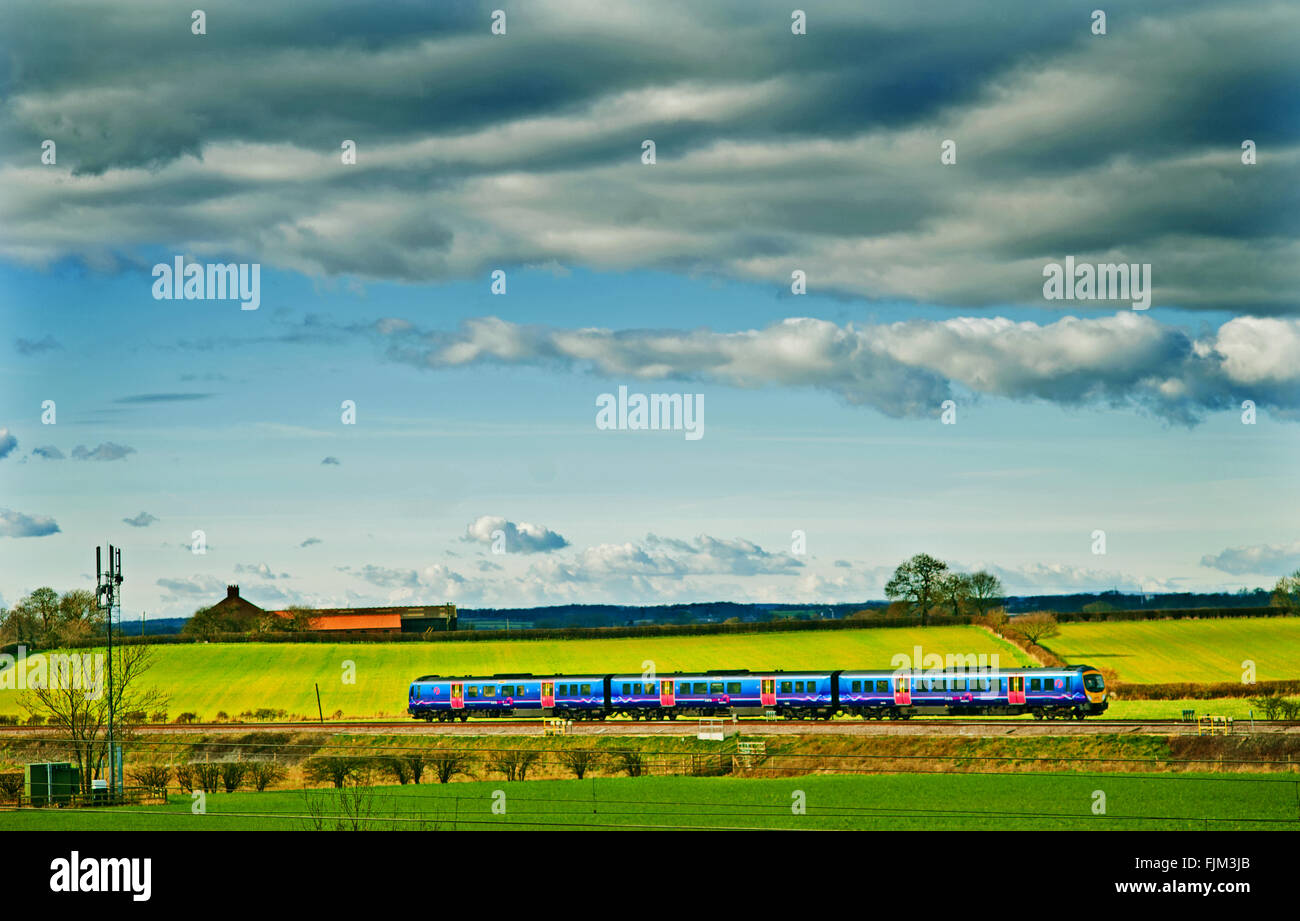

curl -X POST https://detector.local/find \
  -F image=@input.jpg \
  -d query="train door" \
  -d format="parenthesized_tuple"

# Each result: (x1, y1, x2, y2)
(893, 674, 912, 706)
(540, 680, 555, 708)
(450, 683, 464, 709)
(760, 677, 776, 707)
(1008, 675, 1026, 705)
(660, 679, 675, 706)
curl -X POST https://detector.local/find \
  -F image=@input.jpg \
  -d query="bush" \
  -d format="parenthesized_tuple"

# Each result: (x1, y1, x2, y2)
(174, 712, 198, 724)
(129, 764, 172, 797)
(488, 749, 540, 782)
(404, 752, 428, 784)
(174, 762, 196, 791)
(0, 715, 19, 726)
(220, 761, 248, 793)
(559, 749, 603, 780)
(615, 750, 646, 777)
(429, 750, 473, 784)
(149, 710, 168, 723)
(379, 755, 410, 785)
(303, 755, 371, 788)
(0, 773, 24, 802)
(247, 761, 286, 792)
(25, 714, 45, 726)
(193, 762, 222, 793)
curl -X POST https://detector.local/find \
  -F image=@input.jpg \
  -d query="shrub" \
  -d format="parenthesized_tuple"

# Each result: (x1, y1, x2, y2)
(247, 761, 286, 792)
(303, 755, 370, 788)
(559, 749, 603, 780)
(0, 773, 24, 802)
(174, 712, 198, 724)
(615, 750, 646, 777)
(193, 762, 222, 793)
(220, 761, 248, 793)
(173, 762, 196, 791)
(129, 763, 172, 797)
(429, 750, 473, 784)
(487, 749, 540, 782)
(149, 710, 168, 723)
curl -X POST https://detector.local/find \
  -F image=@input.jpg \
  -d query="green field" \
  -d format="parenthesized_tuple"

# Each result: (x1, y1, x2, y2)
(0, 626, 1029, 720)
(1047, 617, 1300, 684)
(2, 772, 1295, 831)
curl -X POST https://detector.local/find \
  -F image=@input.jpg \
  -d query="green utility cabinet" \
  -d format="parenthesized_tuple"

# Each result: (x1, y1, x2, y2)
(24, 762, 81, 806)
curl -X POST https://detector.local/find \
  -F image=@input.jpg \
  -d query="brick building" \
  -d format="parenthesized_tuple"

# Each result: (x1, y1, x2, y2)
(208, 585, 456, 634)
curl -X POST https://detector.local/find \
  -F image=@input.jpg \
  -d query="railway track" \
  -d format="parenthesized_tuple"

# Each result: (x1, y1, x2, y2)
(3, 718, 1297, 736)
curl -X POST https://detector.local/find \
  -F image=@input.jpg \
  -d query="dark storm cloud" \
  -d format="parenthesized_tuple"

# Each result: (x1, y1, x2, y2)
(0, 0, 1296, 311)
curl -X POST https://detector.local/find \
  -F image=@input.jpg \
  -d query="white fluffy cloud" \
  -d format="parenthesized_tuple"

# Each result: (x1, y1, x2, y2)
(463, 515, 569, 554)
(1200, 542, 1300, 576)
(375, 312, 1300, 422)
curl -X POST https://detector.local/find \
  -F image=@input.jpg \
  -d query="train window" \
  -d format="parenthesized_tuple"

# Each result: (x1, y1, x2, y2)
(978, 679, 990, 691)
(727, 682, 741, 694)
(693, 682, 707, 694)
(780, 681, 792, 693)
(580, 684, 591, 695)
(679, 683, 690, 695)
(1030, 679, 1041, 691)
(794, 681, 804, 693)
(467, 686, 479, 698)
(644, 684, 655, 695)
(852, 680, 862, 693)
(953, 679, 966, 692)
(484, 686, 495, 697)
(709, 682, 723, 694)
(622, 683, 631, 695)
(877, 680, 889, 693)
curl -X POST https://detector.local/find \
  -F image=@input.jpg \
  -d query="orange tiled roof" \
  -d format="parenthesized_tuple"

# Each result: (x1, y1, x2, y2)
(308, 612, 402, 631)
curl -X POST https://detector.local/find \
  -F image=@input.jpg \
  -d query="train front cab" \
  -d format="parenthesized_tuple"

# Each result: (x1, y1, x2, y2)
(1081, 666, 1108, 715)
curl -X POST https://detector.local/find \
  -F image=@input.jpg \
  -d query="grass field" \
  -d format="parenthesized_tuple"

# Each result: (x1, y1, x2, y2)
(2, 772, 1296, 831)
(1047, 617, 1300, 684)
(0, 625, 1030, 720)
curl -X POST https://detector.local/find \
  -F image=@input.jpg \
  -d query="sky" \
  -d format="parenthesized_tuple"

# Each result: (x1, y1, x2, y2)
(0, 1, 1297, 617)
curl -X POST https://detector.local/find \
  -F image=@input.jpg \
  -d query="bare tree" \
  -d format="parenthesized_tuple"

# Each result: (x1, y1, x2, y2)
(559, 748, 603, 780)
(967, 571, 1004, 618)
(1009, 612, 1060, 646)
(20, 642, 167, 794)
(429, 750, 474, 784)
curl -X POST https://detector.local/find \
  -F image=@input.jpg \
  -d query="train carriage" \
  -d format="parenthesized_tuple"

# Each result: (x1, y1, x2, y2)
(409, 664, 1107, 722)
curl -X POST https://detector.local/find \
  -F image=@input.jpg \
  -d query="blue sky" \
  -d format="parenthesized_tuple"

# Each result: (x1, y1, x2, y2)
(1, 1, 1297, 615)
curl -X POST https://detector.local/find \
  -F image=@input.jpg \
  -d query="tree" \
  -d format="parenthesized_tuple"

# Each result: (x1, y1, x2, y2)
(303, 755, 370, 788)
(1009, 612, 1060, 646)
(967, 571, 1004, 618)
(938, 573, 973, 618)
(884, 554, 949, 626)
(1272, 570, 1300, 614)
(429, 750, 474, 784)
(559, 748, 603, 780)
(20, 642, 167, 795)
(247, 761, 286, 792)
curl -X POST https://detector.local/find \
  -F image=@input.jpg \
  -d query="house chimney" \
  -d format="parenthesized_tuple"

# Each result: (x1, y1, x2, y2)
(227, 584, 239, 599)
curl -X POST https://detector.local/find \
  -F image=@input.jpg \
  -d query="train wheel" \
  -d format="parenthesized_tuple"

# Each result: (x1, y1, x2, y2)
(1032, 710, 1044, 720)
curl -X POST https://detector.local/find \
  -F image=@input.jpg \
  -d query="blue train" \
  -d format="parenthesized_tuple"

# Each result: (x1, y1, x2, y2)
(409, 664, 1107, 722)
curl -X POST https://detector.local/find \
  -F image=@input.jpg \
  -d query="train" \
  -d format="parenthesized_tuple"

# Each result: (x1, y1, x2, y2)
(408, 664, 1107, 722)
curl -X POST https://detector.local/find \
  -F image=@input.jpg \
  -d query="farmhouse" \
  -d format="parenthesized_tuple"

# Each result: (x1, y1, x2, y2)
(204, 585, 457, 634)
